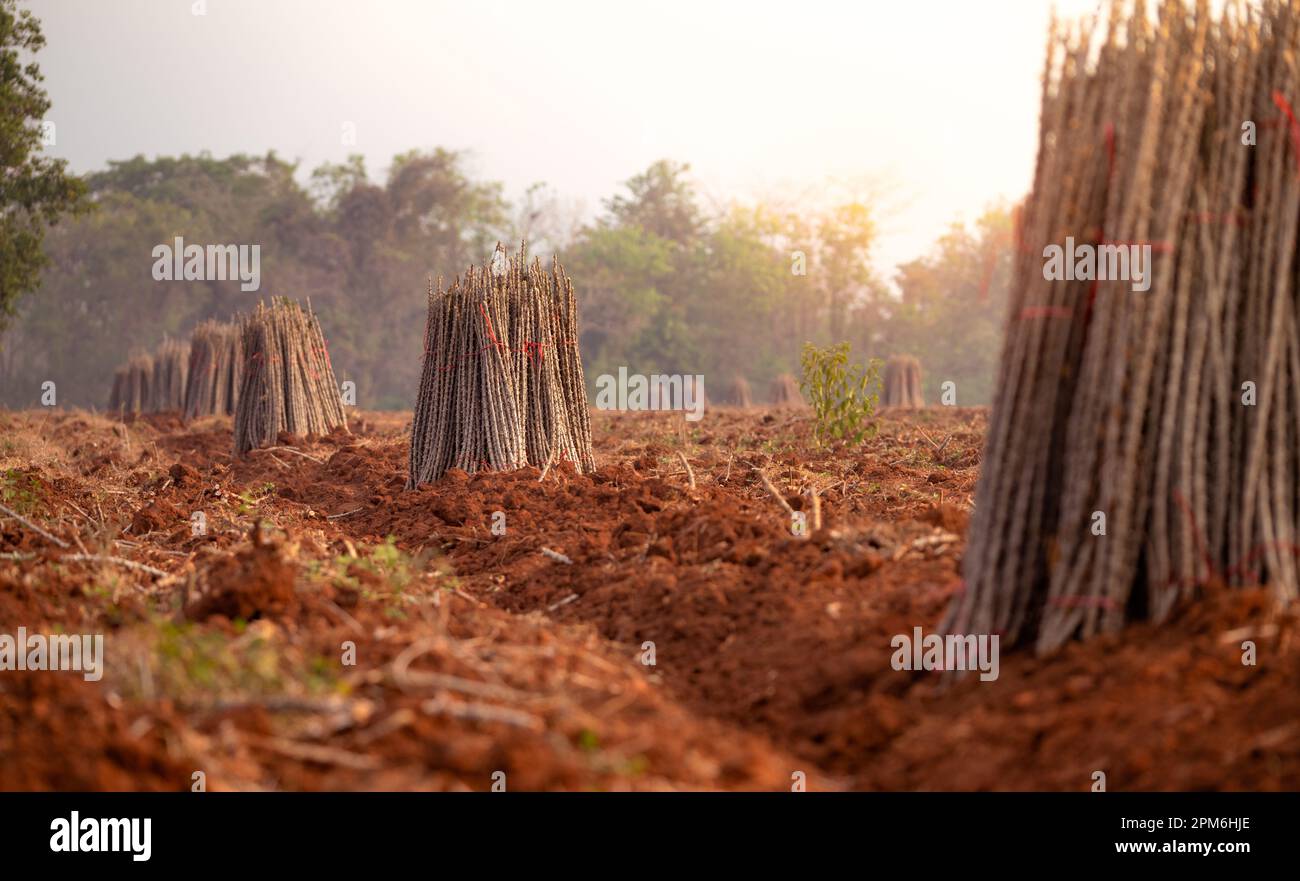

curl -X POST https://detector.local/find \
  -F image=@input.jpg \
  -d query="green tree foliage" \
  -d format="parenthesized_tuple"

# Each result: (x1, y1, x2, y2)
(689, 206, 801, 385)
(0, 150, 505, 408)
(0, 144, 1013, 411)
(799, 342, 881, 445)
(887, 206, 1014, 405)
(603, 159, 701, 245)
(0, 0, 86, 339)
(564, 161, 897, 395)
(810, 202, 886, 346)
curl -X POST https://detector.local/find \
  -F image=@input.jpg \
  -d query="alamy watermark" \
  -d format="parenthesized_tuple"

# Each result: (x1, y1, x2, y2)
(151, 236, 261, 291)
(50, 812, 150, 861)
(594, 368, 705, 421)
(0, 627, 104, 681)
(1042, 236, 1151, 292)
(890, 626, 999, 681)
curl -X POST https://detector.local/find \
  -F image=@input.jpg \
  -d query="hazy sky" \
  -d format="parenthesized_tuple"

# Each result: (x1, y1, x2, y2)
(28, 0, 1101, 275)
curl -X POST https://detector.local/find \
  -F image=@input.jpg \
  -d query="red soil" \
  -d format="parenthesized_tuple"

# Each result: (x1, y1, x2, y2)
(0, 406, 1295, 790)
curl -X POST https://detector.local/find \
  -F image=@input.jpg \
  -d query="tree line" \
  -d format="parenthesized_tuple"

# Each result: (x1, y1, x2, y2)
(0, 150, 1013, 411)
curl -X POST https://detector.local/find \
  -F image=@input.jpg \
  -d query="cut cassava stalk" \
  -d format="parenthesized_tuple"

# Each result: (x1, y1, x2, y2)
(233, 298, 348, 456)
(107, 353, 153, 415)
(724, 375, 753, 408)
(947, 0, 1300, 654)
(768, 373, 804, 408)
(881, 355, 924, 408)
(408, 242, 595, 487)
(183, 319, 242, 420)
(149, 338, 189, 413)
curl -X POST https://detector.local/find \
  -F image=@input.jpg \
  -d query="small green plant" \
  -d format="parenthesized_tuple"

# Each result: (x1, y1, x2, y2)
(306, 536, 439, 608)
(0, 469, 44, 515)
(799, 342, 882, 445)
(234, 483, 277, 515)
(576, 728, 601, 753)
(148, 618, 332, 697)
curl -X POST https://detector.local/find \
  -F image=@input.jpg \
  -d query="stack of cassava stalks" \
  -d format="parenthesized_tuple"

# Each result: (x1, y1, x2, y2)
(108, 353, 154, 414)
(768, 373, 804, 408)
(149, 339, 189, 412)
(233, 298, 348, 456)
(107, 324, 240, 419)
(407, 243, 595, 486)
(183, 320, 242, 420)
(725, 375, 753, 408)
(949, 0, 1300, 652)
(881, 355, 925, 408)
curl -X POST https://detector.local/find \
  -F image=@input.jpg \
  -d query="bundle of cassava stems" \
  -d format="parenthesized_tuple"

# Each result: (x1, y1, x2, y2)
(408, 244, 595, 486)
(950, 0, 1300, 652)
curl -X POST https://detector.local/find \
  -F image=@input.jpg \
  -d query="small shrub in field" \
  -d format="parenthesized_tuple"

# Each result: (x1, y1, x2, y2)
(799, 342, 881, 445)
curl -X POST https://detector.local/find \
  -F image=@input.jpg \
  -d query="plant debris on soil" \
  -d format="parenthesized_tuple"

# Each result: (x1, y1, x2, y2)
(1, 405, 1296, 791)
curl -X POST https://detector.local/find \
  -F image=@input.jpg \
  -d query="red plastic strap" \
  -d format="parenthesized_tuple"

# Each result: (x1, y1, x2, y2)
(523, 340, 546, 366)
(478, 302, 508, 354)
(1272, 91, 1300, 173)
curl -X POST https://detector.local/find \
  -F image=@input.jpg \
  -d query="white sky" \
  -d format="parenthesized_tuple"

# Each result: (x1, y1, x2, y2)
(28, 0, 1103, 275)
